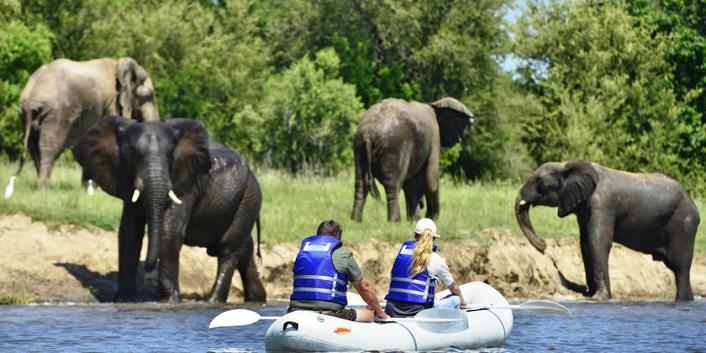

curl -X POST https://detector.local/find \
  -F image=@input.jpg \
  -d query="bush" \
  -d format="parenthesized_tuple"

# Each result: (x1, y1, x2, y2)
(257, 48, 364, 174)
(0, 21, 53, 160)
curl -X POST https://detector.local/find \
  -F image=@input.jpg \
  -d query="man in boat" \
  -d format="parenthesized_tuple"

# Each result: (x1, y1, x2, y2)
(288, 219, 388, 322)
(384, 218, 469, 318)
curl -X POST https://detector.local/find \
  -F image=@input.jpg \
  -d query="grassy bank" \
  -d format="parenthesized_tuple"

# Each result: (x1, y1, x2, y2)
(1, 162, 704, 251)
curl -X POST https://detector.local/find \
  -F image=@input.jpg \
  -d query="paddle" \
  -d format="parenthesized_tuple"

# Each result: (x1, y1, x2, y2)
(465, 300, 572, 317)
(209, 308, 465, 328)
(347, 293, 571, 317)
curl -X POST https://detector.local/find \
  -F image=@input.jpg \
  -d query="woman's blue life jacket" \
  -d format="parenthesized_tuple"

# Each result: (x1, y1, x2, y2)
(385, 240, 437, 304)
(290, 235, 349, 306)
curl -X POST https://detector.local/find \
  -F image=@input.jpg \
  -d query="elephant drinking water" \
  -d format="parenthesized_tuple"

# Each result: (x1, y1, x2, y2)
(73, 116, 266, 303)
(351, 97, 474, 222)
(515, 160, 699, 301)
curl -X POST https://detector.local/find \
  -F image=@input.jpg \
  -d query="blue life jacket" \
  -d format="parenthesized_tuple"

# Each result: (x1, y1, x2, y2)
(290, 235, 348, 306)
(385, 240, 437, 304)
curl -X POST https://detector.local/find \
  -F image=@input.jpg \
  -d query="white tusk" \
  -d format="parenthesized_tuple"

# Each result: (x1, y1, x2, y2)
(131, 189, 140, 203)
(519, 200, 527, 206)
(168, 190, 182, 205)
(87, 180, 95, 196)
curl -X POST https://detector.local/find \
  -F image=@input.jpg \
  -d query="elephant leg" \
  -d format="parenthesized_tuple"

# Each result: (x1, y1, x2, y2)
(403, 172, 425, 221)
(384, 183, 402, 222)
(27, 128, 40, 174)
(351, 173, 369, 222)
(580, 212, 614, 300)
(663, 204, 697, 301)
(351, 141, 368, 222)
(158, 205, 190, 302)
(237, 236, 266, 302)
(37, 112, 71, 187)
(209, 181, 265, 302)
(117, 204, 145, 302)
(207, 251, 237, 303)
(423, 164, 440, 220)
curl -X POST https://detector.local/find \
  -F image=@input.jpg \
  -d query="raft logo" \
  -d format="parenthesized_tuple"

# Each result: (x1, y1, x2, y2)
(333, 327, 351, 335)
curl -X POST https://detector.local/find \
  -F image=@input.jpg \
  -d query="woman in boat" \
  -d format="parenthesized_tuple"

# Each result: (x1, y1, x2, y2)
(288, 219, 388, 322)
(384, 218, 468, 318)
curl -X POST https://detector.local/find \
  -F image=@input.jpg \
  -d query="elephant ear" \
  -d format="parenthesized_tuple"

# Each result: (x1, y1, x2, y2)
(166, 118, 212, 196)
(72, 115, 134, 198)
(558, 160, 598, 217)
(117, 57, 142, 119)
(430, 97, 475, 148)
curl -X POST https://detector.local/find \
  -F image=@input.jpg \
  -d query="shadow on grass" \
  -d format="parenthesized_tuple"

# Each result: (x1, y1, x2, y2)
(54, 262, 160, 302)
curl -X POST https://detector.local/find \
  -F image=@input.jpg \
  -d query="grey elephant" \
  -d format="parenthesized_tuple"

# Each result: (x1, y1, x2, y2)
(73, 115, 266, 303)
(351, 97, 474, 222)
(515, 160, 699, 301)
(18, 57, 159, 186)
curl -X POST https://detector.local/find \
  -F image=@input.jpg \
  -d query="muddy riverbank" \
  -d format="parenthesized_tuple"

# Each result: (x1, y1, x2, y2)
(1, 213, 704, 303)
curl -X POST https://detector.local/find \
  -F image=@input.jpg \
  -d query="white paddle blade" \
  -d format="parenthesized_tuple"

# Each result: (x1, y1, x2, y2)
(465, 300, 572, 317)
(209, 309, 261, 328)
(518, 300, 572, 317)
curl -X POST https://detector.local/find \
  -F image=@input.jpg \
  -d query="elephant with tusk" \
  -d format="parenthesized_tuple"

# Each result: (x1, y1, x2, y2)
(73, 115, 266, 303)
(515, 160, 699, 302)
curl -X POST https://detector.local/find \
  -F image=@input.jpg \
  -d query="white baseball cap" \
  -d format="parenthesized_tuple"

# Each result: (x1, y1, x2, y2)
(415, 218, 440, 238)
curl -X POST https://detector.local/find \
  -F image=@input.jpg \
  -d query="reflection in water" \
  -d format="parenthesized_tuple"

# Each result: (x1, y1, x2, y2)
(0, 300, 705, 352)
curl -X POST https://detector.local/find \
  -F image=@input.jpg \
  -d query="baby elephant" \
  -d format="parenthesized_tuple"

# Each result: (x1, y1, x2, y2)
(73, 115, 266, 302)
(515, 160, 699, 301)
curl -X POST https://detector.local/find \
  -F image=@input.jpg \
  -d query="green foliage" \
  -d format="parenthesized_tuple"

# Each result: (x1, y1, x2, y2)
(0, 20, 53, 159)
(73, 0, 271, 149)
(514, 0, 706, 193)
(257, 48, 364, 174)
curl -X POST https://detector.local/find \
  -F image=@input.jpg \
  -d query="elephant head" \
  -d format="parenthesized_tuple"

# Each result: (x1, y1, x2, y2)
(73, 116, 211, 271)
(430, 97, 474, 149)
(117, 58, 159, 121)
(515, 160, 598, 253)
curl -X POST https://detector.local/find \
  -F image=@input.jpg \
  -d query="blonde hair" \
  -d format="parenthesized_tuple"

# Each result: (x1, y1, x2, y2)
(410, 229, 434, 277)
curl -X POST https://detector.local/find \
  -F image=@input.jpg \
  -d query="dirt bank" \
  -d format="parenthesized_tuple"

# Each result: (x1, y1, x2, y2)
(1, 213, 704, 303)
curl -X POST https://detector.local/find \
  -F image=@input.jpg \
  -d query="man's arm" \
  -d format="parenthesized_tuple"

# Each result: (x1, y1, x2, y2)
(351, 279, 387, 318)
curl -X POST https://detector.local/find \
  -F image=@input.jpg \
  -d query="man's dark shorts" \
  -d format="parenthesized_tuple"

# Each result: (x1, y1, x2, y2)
(287, 307, 357, 321)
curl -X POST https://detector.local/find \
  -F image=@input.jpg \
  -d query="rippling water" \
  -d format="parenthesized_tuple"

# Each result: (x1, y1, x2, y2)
(1, 300, 704, 352)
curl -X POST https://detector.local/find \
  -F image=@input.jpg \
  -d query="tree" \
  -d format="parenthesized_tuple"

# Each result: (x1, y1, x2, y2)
(0, 20, 53, 159)
(514, 0, 706, 192)
(256, 48, 364, 174)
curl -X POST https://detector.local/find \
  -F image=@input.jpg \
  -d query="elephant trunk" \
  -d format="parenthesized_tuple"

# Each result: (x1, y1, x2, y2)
(141, 102, 159, 121)
(143, 157, 169, 272)
(515, 197, 547, 253)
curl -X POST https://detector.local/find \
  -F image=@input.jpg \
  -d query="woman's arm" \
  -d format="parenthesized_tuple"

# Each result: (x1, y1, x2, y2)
(447, 281, 468, 308)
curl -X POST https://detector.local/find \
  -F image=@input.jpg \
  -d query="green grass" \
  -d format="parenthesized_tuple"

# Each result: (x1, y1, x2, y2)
(0, 293, 37, 305)
(1, 162, 705, 252)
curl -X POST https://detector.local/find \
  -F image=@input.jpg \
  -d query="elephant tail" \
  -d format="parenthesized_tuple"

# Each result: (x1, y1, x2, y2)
(255, 216, 261, 261)
(364, 138, 379, 199)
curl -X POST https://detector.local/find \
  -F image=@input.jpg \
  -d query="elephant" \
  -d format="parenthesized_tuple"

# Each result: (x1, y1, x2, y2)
(351, 97, 474, 222)
(515, 160, 699, 301)
(72, 115, 266, 303)
(18, 57, 159, 187)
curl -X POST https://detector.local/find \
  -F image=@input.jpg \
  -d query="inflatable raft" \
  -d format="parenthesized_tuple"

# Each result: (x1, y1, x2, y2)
(264, 281, 513, 352)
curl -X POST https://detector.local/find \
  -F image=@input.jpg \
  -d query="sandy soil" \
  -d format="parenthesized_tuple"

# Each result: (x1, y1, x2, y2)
(1, 213, 705, 303)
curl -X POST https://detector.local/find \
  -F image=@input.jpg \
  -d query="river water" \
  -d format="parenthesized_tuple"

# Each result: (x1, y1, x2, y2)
(1, 300, 704, 352)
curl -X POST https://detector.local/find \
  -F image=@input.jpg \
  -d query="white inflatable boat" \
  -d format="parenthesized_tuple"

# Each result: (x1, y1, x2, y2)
(264, 281, 513, 352)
